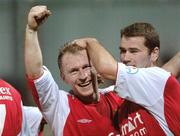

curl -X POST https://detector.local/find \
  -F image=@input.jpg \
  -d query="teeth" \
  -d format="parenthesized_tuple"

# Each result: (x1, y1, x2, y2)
(79, 81, 91, 87)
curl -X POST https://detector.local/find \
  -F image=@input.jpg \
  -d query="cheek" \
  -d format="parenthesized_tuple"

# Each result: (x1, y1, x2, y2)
(64, 75, 76, 85)
(120, 54, 124, 61)
(136, 56, 146, 63)
(136, 57, 150, 67)
(133, 56, 145, 64)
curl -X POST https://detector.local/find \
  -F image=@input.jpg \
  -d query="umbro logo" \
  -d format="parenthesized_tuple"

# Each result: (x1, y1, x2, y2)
(77, 119, 92, 123)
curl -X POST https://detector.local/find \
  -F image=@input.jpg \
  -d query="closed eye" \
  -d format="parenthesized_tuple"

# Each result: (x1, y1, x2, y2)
(82, 64, 91, 70)
(129, 48, 141, 53)
(119, 47, 126, 54)
(70, 68, 78, 74)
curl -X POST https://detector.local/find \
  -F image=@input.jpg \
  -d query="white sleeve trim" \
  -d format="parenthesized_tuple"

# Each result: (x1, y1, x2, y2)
(32, 66, 70, 136)
(115, 63, 170, 107)
(99, 85, 115, 94)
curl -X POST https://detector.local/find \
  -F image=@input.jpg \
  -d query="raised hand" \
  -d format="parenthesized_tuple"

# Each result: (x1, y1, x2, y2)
(71, 38, 98, 49)
(27, 5, 51, 31)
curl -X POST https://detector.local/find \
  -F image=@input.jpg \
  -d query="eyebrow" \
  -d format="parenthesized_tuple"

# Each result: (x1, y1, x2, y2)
(119, 47, 124, 50)
(119, 47, 140, 51)
(68, 64, 90, 73)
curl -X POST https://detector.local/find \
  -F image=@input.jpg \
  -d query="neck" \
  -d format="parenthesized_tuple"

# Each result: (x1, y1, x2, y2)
(70, 90, 100, 104)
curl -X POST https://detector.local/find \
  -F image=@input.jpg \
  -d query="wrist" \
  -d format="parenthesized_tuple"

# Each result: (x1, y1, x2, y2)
(26, 24, 37, 32)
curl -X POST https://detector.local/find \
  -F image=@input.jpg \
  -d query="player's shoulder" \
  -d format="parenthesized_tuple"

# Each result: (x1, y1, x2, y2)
(99, 85, 115, 94)
(0, 79, 21, 99)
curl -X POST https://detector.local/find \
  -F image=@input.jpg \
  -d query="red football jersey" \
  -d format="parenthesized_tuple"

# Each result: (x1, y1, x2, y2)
(115, 63, 180, 135)
(0, 79, 22, 136)
(28, 66, 122, 136)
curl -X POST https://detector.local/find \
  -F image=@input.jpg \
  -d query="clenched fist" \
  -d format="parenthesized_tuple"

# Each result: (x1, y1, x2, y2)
(27, 5, 51, 31)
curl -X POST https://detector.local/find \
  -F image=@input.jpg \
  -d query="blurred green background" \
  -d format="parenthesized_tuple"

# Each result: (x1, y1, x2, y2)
(0, 0, 180, 135)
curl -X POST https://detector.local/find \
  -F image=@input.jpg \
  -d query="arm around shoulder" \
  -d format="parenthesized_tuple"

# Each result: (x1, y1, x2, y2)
(85, 38, 118, 80)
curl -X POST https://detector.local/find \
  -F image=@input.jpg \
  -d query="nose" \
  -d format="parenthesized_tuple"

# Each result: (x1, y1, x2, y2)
(78, 69, 88, 82)
(121, 51, 131, 65)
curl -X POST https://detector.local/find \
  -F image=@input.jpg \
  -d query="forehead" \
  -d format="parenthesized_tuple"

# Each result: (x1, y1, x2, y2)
(120, 36, 146, 49)
(61, 50, 89, 70)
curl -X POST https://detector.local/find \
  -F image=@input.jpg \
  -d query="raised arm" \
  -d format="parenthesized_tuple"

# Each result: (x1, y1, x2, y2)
(162, 52, 180, 77)
(73, 38, 118, 80)
(25, 5, 51, 79)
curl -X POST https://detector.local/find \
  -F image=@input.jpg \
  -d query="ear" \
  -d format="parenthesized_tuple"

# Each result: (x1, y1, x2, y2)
(60, 72, 70, 85)
(150, 47, 160, 63)
(60, 71, 65, 81)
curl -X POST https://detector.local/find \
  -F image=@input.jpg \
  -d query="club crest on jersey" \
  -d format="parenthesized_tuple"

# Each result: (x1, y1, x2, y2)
(77, 119, 92, 124)
(126, 66, 139, 74)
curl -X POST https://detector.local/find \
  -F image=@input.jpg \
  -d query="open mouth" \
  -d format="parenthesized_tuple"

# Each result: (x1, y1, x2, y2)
(126, 63, 135, 67)
(78, 80, 92, 87)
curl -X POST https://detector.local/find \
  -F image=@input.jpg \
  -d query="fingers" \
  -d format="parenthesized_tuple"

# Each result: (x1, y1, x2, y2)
(34, 9, 51, 20)
(30, 6, 51, 18)
(91, 67, 100, 101)
(71, 39, 87, 48)
(28, 5, 51, 30)
(34, 11, 50, 27)
(71, 38, 98, 49)
(97, 74, 104, 84)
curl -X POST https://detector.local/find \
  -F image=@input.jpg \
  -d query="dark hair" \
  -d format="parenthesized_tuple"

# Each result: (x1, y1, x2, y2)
(121, 22, 160, 54)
